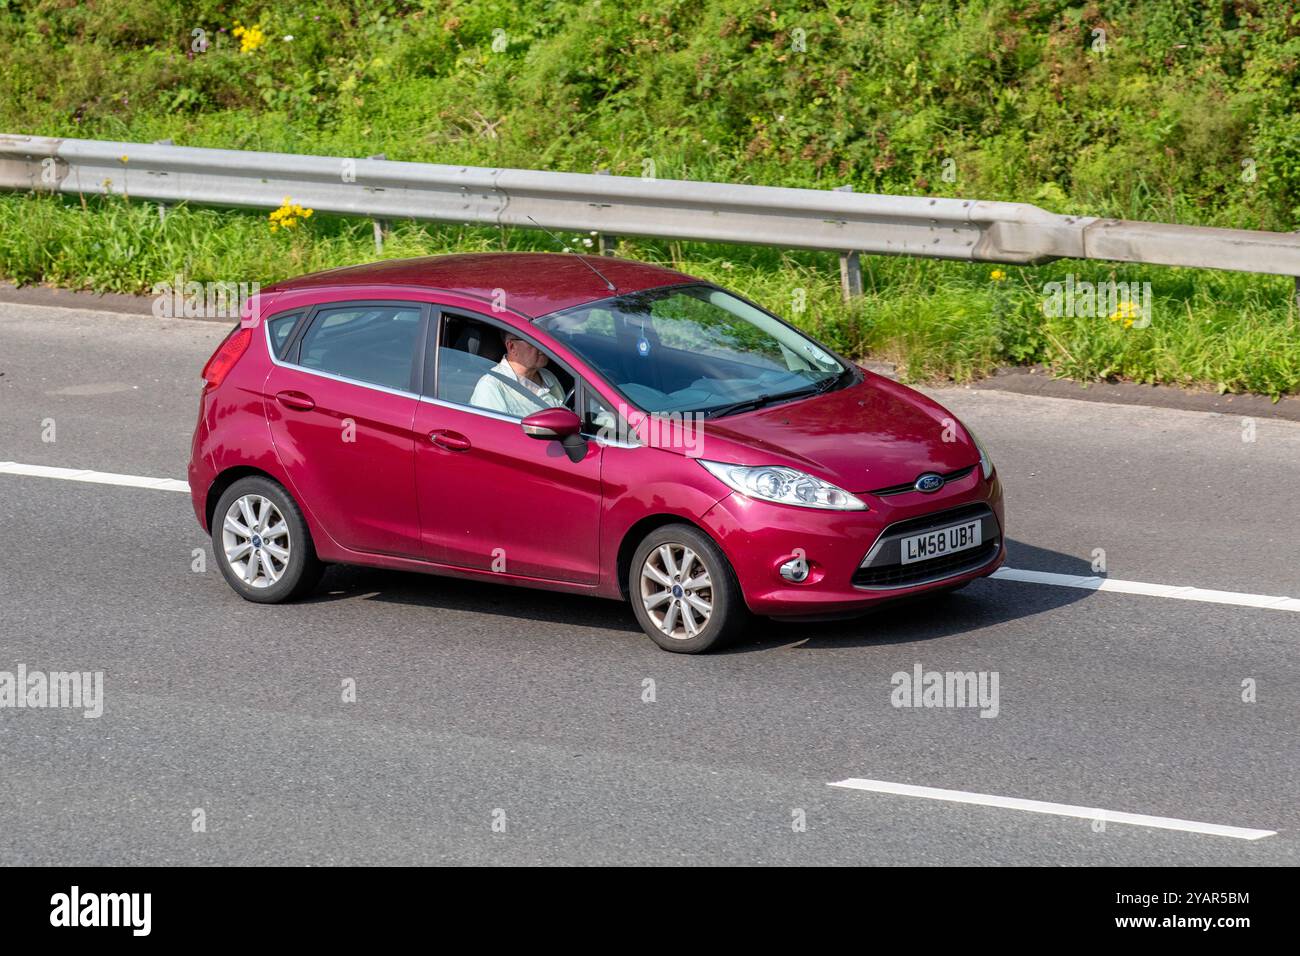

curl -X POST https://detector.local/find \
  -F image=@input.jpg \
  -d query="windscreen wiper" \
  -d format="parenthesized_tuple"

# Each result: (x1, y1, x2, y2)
(813, 366, 852, 393)
(702, 384, 822, 419)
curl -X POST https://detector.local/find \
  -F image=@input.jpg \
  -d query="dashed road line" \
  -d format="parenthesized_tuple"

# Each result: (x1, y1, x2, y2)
(992, 567, 1300, 612)
(827, 778, 1277, 840)
(0, 461, 190, 493)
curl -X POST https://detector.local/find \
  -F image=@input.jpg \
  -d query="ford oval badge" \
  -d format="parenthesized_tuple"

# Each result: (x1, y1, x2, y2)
(914, 473, 944, 493)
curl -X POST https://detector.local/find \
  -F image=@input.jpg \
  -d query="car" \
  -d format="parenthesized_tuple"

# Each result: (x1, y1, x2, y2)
(189, 252, 1005, 653)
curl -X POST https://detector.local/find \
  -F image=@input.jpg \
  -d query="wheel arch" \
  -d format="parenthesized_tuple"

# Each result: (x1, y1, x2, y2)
(205, 465, 285, 531)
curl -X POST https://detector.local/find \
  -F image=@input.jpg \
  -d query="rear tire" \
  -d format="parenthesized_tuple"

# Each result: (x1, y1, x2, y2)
(629, 524, 749, 653)
(212, 476, 324, 604)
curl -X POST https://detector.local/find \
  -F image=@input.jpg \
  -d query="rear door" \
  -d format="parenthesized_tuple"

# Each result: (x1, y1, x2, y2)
(265, 300, 428, 557)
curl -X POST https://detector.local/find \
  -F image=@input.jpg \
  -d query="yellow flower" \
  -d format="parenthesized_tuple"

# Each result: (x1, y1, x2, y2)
(233, 24, 267, 54)
(268, 197, 314, 231)
(1110, 300, 1143, 323)
(119, 155, 129, 164)
(990, 269, 1006, 281)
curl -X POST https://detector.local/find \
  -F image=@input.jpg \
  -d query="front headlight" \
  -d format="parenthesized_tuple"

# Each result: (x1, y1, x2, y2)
(964, 425, 995, 480)
(699, 460, 867, 511)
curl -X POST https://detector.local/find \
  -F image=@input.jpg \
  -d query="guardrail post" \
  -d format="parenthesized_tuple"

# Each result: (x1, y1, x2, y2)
(595, 170, 617, 255)
(368, 153, 388, 254)
(834, 184, 863, 300)
(153, 139, 173, 222)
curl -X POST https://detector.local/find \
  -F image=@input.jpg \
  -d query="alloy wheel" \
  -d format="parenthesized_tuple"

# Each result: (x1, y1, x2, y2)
(639, 543, 714, 640)
(222, 494, 291, 589)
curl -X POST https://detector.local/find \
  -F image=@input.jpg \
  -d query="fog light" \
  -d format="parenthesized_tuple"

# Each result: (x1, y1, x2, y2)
(779, 556, 810, 583)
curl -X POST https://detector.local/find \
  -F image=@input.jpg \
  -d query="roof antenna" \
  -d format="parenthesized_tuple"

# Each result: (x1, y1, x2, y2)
(527, 216, 616, 292)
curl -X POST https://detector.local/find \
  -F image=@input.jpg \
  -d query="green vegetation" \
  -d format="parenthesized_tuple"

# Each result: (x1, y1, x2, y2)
(1, 1, 1298, 396)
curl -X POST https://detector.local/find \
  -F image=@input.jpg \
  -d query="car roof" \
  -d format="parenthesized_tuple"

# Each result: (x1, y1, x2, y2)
(261, 252, 695, 318)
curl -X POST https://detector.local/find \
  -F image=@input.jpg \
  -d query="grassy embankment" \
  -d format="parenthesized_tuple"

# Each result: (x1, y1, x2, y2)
(1, 1, 1297, 396)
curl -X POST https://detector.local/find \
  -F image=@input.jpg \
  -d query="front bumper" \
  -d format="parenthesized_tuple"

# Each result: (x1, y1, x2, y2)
(700, 469, 1005, 616)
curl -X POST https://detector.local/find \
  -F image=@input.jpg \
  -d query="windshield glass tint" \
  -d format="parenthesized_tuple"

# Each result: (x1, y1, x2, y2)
(536, 286, 845, 415)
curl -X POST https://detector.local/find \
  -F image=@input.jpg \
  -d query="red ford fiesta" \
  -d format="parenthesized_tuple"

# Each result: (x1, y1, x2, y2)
(189, 253, 1005, 652)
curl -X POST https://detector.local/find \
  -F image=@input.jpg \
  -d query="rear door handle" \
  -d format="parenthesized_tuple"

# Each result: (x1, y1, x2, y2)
(429, 429, 471, 452)
(275, 390, 315, 411)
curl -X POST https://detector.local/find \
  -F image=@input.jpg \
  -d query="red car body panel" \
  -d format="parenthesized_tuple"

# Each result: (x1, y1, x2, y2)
(190, 254, 1006, 618)
(265, 362, 424, 557)
(693, 372, 975, 493)
(412, 398, 604, 583)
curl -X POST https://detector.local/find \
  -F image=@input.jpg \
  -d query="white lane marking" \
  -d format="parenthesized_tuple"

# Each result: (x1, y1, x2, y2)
(0, 461, 189, 493)
(827, 778, 1277, 841)
(992, 567, 1300, 612)
(2, 461, 1298, 616)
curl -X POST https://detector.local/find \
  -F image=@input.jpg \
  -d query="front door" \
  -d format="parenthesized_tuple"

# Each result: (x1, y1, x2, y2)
(414, 311, 603, 584)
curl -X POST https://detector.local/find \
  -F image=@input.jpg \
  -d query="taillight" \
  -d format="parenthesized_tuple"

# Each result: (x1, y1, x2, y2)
(201, 327, 252, 390)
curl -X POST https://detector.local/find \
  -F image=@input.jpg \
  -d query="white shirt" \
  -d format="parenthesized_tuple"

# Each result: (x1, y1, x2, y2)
(469, 357, 565, 418)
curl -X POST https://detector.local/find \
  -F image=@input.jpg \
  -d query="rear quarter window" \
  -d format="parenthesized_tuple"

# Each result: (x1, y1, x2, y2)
(265, 311, 303, 359)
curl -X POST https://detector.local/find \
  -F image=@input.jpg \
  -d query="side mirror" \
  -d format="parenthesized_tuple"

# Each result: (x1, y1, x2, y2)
(520, 407, 582, 440)
(521, 407, 587, 463)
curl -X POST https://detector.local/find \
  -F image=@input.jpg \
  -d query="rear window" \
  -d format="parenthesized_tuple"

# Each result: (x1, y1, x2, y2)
(297, 305, 422, 391)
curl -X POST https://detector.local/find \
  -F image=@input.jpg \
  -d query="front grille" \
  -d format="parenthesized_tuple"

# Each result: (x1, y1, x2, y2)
(869, 465, 976, 498)
(852, 539, 999, 588)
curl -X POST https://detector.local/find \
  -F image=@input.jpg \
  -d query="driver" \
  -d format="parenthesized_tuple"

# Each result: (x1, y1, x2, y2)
(470, 331, 566, 417)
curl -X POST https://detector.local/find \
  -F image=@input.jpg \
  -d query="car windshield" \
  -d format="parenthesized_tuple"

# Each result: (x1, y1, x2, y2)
(535, 285, 849, 416)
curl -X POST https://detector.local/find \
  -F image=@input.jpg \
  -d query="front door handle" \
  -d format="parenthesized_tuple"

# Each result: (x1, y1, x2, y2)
(430, 429, 472, 452)
(275, 390, 315, 411)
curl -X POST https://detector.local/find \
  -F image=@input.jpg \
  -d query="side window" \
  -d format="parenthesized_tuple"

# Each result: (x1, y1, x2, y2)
(583, 390, 620, 440)
(297, 304, 421, 391)
(265, 310, 302, 359)
(436, 314, 575, 419)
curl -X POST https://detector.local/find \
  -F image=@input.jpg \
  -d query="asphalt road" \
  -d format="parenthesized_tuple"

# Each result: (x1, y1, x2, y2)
(0, 302, 1297, 865)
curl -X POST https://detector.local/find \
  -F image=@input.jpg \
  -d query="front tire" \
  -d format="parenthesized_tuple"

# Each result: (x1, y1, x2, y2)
(212, 476, 324, 603)
(629, 524, 749, 653)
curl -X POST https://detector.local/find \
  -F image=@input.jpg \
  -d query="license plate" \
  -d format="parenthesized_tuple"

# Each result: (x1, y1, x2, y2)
(900, 520, 982, 565)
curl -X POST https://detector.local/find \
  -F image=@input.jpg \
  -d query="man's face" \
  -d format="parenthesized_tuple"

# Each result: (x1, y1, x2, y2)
(507, 337, 547, 371)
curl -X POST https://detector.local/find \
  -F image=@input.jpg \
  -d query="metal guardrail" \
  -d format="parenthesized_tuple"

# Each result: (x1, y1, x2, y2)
(2, 134, 1299, 295)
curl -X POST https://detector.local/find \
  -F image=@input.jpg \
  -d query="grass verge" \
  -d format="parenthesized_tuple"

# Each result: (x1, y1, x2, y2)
(2, 192, 1296, 398)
